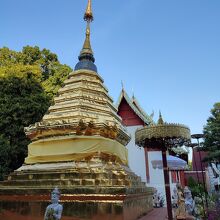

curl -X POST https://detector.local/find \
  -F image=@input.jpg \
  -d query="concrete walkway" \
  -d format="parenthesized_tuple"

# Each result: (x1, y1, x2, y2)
(139, 208, 167, 220)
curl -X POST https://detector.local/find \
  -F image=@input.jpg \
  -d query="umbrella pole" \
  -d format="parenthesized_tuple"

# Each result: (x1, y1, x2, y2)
(162, 148, 173, 220)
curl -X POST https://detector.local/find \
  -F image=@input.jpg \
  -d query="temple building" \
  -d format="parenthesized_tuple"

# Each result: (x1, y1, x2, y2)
(117, 91, 188, 204)
(116, 89, 154, 182)
(0, 1, 153, 220)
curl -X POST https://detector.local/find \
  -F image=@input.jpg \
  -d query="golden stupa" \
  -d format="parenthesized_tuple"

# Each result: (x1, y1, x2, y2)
(0, 1, 153, 219)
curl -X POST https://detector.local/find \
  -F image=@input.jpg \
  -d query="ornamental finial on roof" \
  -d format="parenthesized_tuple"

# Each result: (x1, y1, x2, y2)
(158, 111, 164, 125)
(150, 110, 154, 119)
(121, 80, 124, 92)
(84, 0, 93, 22)
(132, 88, 135, 99)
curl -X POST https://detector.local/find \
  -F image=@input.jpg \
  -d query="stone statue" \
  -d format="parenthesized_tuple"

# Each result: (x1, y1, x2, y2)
(175, 184, 186, 219)
(153, 189, 161, 208)
(44, 187, 63, 220)
(172, 187, 178, 208)
(184, 186, 195, 216)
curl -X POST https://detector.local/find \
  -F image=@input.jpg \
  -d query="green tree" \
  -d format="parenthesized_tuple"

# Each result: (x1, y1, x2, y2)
(0, 46, 72, 180)
(203, 103, 220, 162)
(188, 176, 205, 198)
(0, 76, 50, 180)
(42, 63, 72, 99)
(0, 46, 72, 97)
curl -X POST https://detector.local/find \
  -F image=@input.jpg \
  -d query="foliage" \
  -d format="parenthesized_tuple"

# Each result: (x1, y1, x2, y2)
(188, 161, 193, 170)
(188, 176, 206, 198)
(0, 46, 72, 180)
(187, 177, 220, 219)
(203, 103, 220, 162)
(0, 46, 72, 98)
(188, 177, 207, 218)
(0, 76, 50, 179)
(42, 63, 72, 99)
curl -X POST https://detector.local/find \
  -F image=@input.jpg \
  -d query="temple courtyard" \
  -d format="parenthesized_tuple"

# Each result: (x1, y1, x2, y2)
(140, 208, 167, 220)
(0, 0, 219, 220)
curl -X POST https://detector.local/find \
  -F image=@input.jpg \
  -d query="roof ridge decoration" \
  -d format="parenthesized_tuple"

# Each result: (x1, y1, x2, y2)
(132, 95, 151, 120)
(116, 89, 155, 125)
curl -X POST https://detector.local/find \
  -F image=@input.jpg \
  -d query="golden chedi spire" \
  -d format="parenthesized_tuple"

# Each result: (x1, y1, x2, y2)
(24, 0, 130, 166)
(75, 0, 96, 71)
(80, 23, 93, 56)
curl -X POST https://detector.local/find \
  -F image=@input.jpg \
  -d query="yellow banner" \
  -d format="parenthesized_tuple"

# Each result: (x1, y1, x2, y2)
(25, 136, 128, 165)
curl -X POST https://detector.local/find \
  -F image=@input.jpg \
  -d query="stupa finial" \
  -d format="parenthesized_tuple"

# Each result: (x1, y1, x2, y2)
(84, 0, 93, 22)
(158, 111, 164, 125)
(80, 22, 93, 57)
(75, 0, 97, 72)
(80, 0, 94, 60)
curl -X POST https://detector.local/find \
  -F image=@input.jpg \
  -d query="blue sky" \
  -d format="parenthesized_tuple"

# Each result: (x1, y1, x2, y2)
(1, 0, 220, 136)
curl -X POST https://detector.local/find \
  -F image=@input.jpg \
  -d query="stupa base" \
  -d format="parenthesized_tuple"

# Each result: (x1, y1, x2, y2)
(0, 160, 153, 220)
(0, 190, 152, 220)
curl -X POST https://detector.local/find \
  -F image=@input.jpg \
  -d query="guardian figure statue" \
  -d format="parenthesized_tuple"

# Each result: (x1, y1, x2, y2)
(44, 187, 63, 220)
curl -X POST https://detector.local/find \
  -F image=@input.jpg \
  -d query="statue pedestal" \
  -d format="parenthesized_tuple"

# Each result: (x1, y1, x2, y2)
(176, 216, 186, 220)
(176, 213, 195, 220)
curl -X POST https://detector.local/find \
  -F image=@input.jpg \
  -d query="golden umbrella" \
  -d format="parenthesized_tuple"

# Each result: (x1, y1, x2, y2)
(135, 113, 191, 220)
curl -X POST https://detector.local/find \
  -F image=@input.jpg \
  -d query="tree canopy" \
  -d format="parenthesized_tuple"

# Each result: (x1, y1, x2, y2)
(0, 46, 72, 98)
(0, 46, 72, 180)
(203, 102, 220, 162)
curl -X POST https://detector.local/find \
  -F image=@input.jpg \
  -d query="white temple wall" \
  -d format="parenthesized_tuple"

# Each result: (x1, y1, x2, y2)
(126, 125, 146, 183)
(126, 126, 177, 206)
(148, 151, 177, 207)
(148, 151, 165, 196)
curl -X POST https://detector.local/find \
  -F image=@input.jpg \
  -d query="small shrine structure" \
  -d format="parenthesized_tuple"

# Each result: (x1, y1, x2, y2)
(135, 114, 191, 220)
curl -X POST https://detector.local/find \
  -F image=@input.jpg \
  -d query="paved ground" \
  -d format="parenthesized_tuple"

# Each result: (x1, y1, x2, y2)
(1, 209, 168, 220)
(139, 208, 167, 220)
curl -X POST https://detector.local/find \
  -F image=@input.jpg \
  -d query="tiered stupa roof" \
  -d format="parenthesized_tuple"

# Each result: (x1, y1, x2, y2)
(24, 3, 130, 147)
(25, 70, 130, 146)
